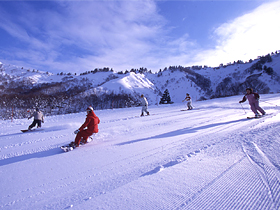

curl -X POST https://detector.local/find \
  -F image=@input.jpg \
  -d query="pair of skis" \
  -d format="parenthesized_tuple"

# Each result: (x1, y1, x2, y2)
(247, 114, 267, 119)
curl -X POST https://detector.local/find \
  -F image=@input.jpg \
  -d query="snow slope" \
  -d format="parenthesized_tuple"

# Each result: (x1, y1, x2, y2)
(1, 94, 280, 209)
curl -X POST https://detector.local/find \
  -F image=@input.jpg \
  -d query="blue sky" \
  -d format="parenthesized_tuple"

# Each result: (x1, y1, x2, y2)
(0, 0, 279, 74)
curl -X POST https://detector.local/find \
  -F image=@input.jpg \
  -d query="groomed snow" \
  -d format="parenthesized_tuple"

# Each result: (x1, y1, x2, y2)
(1, 94, 280, 209)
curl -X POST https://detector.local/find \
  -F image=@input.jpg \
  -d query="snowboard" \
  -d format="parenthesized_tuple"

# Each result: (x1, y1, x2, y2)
(21, 128, 43, 133)
(60, 145, 74, 152)
(181, 108, 197, 111)
(61, 137, 93, 152)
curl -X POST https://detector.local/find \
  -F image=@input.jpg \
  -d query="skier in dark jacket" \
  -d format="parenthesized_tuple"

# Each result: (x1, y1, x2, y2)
(73, 106, 100, 147)
(28, 108, 44, 130)
(239, 88, 266, 117)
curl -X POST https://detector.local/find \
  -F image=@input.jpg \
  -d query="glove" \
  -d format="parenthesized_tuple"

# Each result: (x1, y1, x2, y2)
(74, 130, 79, 134)
(239, 101, 242, 103)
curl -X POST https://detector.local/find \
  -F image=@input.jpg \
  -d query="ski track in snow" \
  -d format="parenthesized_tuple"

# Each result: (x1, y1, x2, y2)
(1, 95, 280, 209)
(176, 121, 280, 210)
(173, 112, 280, 210)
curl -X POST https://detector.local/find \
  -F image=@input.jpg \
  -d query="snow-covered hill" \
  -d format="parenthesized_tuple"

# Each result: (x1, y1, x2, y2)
(1, 94, 280, 209)
(0, 52, 280, 119)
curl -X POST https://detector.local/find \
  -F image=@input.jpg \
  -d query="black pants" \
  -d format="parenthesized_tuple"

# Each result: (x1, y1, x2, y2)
(29, 120, 42, 129)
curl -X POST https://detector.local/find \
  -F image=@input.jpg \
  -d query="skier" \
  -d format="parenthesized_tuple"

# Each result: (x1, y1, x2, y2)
(239, 88, 266, 117)
(140, 94, 149, 116)
(182, 93, 193, 110)
(73, 106, 100, 147)
(28, 108, 44, 130)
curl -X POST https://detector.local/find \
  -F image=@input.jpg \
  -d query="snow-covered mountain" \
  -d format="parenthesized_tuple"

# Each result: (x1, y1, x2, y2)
(0, 52, 280, 119)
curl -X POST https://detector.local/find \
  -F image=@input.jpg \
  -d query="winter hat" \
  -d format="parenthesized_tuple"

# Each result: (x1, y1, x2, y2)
(86, 106, 93, 112)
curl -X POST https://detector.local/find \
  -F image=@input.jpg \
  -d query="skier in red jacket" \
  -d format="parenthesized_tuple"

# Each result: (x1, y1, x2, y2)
(239, 88, 266, 117)
(74, 106, 100, 147)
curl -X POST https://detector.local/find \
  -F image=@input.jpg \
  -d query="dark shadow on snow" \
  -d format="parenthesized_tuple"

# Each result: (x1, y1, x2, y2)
(117, 118, 249, 146)
(116, 128, 196, 146)
(0, 132, 25, 138)
(0, 125, 69, 138)
(0, 148, 62, 167)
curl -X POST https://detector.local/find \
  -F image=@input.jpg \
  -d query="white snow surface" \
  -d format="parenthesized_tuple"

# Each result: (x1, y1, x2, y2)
(1, 94, 280, 210)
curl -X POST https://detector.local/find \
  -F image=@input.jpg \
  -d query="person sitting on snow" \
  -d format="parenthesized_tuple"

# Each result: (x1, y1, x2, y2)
(73, 106, 100, 147)
(239, 88, 266, 117)
(28, 108, 44, 130)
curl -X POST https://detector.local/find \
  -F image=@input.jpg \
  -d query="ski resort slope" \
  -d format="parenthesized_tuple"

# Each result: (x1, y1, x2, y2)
(1, 94, 280, 210)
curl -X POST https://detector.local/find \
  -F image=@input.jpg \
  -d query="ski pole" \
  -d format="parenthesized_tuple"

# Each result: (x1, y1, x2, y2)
(240, 103, 246, 114)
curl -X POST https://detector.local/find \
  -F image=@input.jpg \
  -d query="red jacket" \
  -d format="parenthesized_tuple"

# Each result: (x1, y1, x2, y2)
(79, 111, 100, 133)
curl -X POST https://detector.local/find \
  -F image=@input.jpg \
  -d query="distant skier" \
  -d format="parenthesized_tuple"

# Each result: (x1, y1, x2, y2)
(239, 88, 266, 117)
(73, 106, 100, 147)
(182, 93, 193, 110)
(28, 108, 44, 130)
(140, 94, 149, 116)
